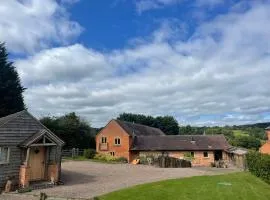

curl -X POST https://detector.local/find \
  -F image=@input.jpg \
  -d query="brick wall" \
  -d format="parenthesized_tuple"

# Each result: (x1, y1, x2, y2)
(260, 142, 270, 154)
(260, 129, 270, 155)
(96, 120, 132, 161)
(19, 165, 30, 188)
(47, 164, 59, 183)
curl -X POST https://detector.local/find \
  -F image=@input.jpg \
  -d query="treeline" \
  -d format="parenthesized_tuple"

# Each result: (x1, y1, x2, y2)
(117, 113, 179, 135)
(179, 125, 265, 150)
(118, 113, 267, 150)
(40, 112, 96, 149)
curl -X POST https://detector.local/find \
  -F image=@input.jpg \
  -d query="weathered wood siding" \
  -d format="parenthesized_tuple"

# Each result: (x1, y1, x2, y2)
(0, 112, 43, 190)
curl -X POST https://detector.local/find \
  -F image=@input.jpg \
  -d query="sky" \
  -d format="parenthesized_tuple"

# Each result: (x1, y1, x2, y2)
(1, 0, 270, 127)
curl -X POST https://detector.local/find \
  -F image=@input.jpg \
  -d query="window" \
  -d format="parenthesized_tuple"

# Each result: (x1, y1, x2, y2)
(190, 152, 195, 158)
(0, 147, 10, 163)
(110, 152, 115, 156)
(114, 137, 121, 145)
(203, 151, 209, 158)
(101, 137, 107, 143)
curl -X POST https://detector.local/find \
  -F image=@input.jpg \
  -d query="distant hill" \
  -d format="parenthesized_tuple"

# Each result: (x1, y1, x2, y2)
(233, 122, 270, 129)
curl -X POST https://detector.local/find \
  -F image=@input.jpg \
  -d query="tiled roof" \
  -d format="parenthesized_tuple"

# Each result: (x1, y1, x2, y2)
(115, 120, 165, 136)
(131, 135, 230, 151)
(226, 146, 248, 155)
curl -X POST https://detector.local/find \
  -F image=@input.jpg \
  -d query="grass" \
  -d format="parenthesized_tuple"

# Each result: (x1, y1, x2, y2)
(232, 130, 249, 137)
(63, 156, 125, 164)
(97, 172, 270, 200)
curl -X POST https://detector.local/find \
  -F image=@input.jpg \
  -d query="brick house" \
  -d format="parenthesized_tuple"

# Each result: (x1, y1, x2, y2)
(259, 127, 270, 154)
(96, 119, 230, 166)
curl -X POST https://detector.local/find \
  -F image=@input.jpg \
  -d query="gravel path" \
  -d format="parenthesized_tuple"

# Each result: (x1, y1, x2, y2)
(1, 160, 240, 200)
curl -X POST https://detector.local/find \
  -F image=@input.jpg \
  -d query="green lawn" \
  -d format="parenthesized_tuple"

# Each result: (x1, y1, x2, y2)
(97, 172, 270, 200)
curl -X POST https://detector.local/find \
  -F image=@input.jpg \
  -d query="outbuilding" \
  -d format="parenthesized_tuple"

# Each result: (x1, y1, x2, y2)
(0, 110, 64, 192)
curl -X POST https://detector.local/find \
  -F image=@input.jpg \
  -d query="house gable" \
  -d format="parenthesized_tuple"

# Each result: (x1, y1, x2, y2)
(96, 119, 130, 138)
(0, 110, 64, 191)
(0, 110, 64, 146)
(96, 120, 132, 161)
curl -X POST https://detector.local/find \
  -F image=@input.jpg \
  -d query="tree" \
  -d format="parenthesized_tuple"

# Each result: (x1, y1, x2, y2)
(0, 42, 25, 117)
(40, 112, 96, 149)
(117, 113, 179, 135)
(232, 136, 261, 150)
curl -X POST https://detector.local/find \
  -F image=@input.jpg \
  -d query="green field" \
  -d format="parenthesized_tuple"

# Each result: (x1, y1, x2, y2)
(232, 130, 249, 137)
(97, 173, 270, 200)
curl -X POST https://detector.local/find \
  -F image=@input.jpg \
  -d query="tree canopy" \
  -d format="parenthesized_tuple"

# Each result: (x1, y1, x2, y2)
(0, 42, 25, 117)
(40, 112, 96, 149)
(179, 124, 265, 150)
(117, 113, 179, 135)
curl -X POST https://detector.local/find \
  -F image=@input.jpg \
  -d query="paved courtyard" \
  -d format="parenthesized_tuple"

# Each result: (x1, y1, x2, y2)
(1, 160, 240, 200)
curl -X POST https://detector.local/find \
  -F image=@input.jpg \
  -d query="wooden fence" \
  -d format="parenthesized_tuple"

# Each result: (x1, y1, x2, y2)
(62, 148, 84, 158)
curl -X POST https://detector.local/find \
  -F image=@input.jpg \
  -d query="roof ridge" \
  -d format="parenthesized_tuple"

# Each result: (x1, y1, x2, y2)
(115, 119, 162, 130)
(0, 110, 27, 127)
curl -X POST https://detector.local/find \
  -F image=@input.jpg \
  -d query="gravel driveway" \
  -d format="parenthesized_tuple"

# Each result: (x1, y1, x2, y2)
(1, 160, 240, 200)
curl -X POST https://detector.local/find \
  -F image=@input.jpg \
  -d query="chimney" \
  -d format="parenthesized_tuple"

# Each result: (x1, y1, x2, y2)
(266, 127, 270, 141)
(191, 136, 196, 144)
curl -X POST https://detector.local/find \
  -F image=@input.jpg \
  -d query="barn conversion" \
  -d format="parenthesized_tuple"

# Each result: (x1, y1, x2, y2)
(0, 110, 64, 192)
(96, 119, 233, 166)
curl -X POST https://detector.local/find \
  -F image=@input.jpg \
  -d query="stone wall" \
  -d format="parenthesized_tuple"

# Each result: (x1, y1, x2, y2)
(138, 151, 216, 167)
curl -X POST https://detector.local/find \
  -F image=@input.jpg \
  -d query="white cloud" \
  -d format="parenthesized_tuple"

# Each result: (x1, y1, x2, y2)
(135, 0, 183, 13)
(16, 1, 270, 127)
(134, 0, 226, 13)
(0, 0, 82, 54)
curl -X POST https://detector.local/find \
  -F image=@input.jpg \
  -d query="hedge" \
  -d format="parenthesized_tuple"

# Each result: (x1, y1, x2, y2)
(83, 149, 96, 159)
(246, 151, 270, 184)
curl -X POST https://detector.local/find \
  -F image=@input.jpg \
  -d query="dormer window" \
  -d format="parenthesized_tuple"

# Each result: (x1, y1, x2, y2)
(114, 137, 121, 145)
(101, 137, 107, 144)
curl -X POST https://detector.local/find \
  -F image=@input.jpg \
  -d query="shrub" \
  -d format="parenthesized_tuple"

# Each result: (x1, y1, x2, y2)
(246, 151, 270, 184)
(138, 156, 148, 165)
(116, 157, 128, 163)
(83, 149, 96, 159)
(94, 153, 118, 162)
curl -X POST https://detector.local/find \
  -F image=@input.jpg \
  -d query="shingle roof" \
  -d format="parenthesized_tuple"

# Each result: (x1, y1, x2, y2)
(115, 120, 165, 136)
(265, 126, 270, 130)
(0, 110, 26, 127)
(131, 135, 229, 151)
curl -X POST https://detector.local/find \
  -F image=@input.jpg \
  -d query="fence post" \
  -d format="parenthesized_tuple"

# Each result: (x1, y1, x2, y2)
(72, 148, 75, 158)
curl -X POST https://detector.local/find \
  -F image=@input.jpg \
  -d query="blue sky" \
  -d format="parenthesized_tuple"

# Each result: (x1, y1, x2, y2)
(70, 0, 240, 50)
(1, 0, 270, 127)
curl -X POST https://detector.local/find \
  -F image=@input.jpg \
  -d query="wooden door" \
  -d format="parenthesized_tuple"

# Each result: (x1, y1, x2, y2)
(29, 146, 45, 181)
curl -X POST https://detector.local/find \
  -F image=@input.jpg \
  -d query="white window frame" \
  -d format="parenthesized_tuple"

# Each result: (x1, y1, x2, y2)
(114, 137, 121, 146)
(203, 151, 209, 158)
(0, 147, 10, 164)
(101, 136, 107, 144)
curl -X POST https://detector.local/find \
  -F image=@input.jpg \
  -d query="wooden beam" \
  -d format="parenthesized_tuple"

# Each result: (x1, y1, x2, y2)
(26, 148, 30, 166)
(30, 143, 57, 147)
